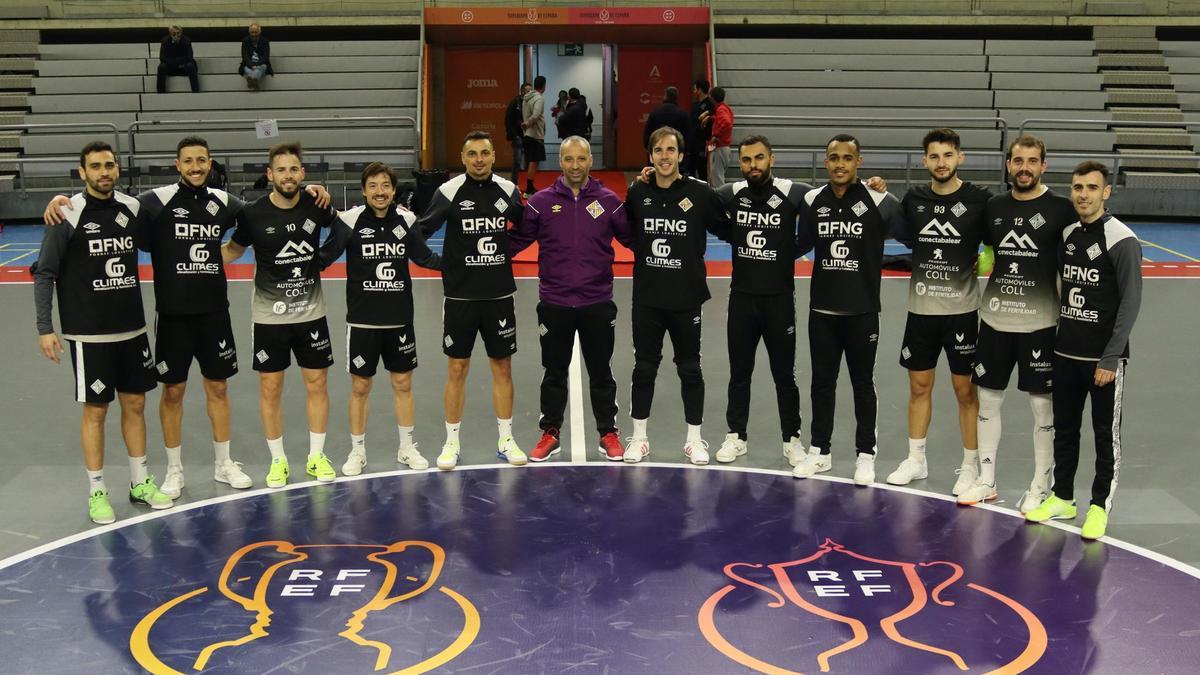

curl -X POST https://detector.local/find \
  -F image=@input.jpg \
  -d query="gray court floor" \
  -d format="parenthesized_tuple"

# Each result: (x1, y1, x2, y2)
(2, 277, 1198, 568)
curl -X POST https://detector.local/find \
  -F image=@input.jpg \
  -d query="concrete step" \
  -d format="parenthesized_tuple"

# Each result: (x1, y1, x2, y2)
(1103, 71, 1173, 87)
(0, 112, 24, 125)
(1094, 38, 1161, 53)
(0, 93, 28, 109)
(1116, 148, 1200, 170)
(1124, 171, 1200, 189)
(0, 57, 35, 72)
(1099, 53, 1165, 69)
(0, 42, 38, 56)
(1093, 25, 1157, 39)
(1107, 88, 1180, 105)
(1113, 128, 1193, 147)
(1111, 108, 1185, 123)
(0, 75, 33, 90)
(0, 133, 19, 150)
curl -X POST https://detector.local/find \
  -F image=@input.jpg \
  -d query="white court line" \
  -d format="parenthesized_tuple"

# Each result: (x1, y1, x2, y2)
(568, 334, 585, 463)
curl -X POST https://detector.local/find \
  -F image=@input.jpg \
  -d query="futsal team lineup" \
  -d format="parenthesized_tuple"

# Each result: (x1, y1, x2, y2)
(34, 124, 1136, 544)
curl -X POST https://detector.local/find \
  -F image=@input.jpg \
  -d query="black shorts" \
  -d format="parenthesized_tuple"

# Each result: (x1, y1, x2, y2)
(67, 333, 157, 403)
(346, 325, 418, 377)
(898, 311, 978, 375)
(971, 322, 1055, 393)
(251, 318, 334, 372)
(154, 310, 238, 384)
(442, 297, 517, 360)
(522, 136, 546, 163)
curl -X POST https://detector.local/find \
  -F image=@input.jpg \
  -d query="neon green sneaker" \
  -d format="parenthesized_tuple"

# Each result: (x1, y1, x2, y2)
(306, 453, 336, 482)
(1025, 494, 1077, 523)
(88, 490, 116, 524)
(1081, 505, 1108, 540)
(266, 457, 290, 488)
(129, 476, 173, 510)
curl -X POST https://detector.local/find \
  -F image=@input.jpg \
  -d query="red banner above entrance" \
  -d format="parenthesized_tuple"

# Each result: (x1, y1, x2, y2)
(424, 7, 709, 26)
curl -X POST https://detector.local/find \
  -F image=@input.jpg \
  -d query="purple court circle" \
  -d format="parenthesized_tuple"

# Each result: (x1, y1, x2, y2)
(1, 463, 1197, 674)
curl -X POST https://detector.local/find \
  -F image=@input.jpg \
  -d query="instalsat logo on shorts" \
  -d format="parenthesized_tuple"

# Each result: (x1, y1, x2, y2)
(698, 539, 1046, 673)
(130, 540, 479, 674)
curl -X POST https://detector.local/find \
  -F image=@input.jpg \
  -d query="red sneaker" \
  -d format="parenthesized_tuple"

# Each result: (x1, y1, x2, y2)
(598, 431, 625, 461)
(530, 429, 561, 462)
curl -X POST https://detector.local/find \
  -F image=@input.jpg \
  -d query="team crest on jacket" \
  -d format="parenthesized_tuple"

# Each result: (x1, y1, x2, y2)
(678, 197, 693, 212)
(851, 201, 868, 217)
(493, 198, 507, 212)
(206, 200, 220, 216)
(115, 212, 129, 228)
(1030, 213, 1045, 229)
(767, 195, 782, 210)
(951, 202, 966, 217)
(586, 200, 605, 219)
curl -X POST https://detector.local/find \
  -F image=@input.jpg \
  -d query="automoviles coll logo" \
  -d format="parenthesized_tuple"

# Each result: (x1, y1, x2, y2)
(130, 540, 479, 674)
(698, 539, 1047, 673)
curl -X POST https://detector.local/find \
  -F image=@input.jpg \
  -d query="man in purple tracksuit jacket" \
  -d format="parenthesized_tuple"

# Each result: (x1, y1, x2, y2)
(510, 135, 636, 462)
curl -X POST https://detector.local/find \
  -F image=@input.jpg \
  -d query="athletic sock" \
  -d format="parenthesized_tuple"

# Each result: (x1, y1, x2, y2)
(498, 417, 513, 440)
(87, 469, 106, 495)
(525, 179, 535, 193)
(129, 455, 149, 485)
(907, 438, 927, 462)
(267, 436, 286, 462)
(398, 425, 414, 447)
(1029, 393, 1054, 487)
(977, 386, 1004, 484)
(686, 424, 703, 444)
(962, 447, 978, 467)
(165, 446, 182, 469)
(445, 421, 461, 445)
(213, 440, 231, 465)
(351, 433, 366, 450)
(309, 432, 326, 460)
(632, 418, 648, 440)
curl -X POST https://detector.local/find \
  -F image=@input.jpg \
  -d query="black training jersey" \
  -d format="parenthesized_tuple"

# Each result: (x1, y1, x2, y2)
(417, 173, 523, 300)
(34, 192, 146, 338)
(626, 176, 730, 310)
(981, 189, 1075, 332)
(716, 176, 811, 295)
(319, 204, 441, 327)
(1056, 214, 1143, 367)
(801, 181, 906, 314)
(898, 182, 992, 315)
(139, 182, 244, 316)
(230, 192, 337, 325)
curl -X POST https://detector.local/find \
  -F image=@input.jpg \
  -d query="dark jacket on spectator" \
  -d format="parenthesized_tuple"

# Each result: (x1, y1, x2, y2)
(643, 101, 691, 152)
(505, 94, 525, 141)
(558, 97, 592, 140)
(159, 35, 195, 67)
(239, 35, 273, 75)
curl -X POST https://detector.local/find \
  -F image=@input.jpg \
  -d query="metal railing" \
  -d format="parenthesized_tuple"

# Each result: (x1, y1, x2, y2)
(0, 122, 122, 197)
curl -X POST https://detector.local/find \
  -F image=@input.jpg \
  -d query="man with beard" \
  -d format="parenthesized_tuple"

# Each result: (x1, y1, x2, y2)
(623, 126, 729, 464)
(318, 162, 441, 475)
(710, 136, 810, 467)
(221, 142, 340, 487)
(956, 135, 1076, 511)
(43, 138, 330, 497)
(791, 135, 906, 486)
(418, 131, 528, 470)
(884, 129, 992, 496)
(1025, 161, 1141, 540)
(34, 141, 172, 523)
(510, 136, 634, 462)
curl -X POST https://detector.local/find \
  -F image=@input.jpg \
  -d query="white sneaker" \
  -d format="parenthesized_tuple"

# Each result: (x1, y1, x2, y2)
(886, 457, 928, 486)
(623, 437, 649, 463)
(783, 437, 806, 466)
(497, 436, 528, 466)
(437, 440, 460, 471)
(214, 459, 252, 488)
(397, 442, 429, 470)
(951, 462, 978, 496)
(792, 452, 832, 478)
(342, 448, 367, 476)
(684, 439, 710, 465)
(854, 454, 876, 486)
(715, 433, 747, 463)
(1019, 481, 1050, 514)
(160, 465, 184, 499)
(956, 479, 998, 505)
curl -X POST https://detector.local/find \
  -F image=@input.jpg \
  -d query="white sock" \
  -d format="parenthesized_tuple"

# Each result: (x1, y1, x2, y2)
(686, 424, 703, 443)
(129, 455, 149, 485)
(632, 418, 648, 440)
(977, 386, 1004, 485)
(1029, 393, 1055, 487)
(398, 425, 414, 447)
(86, 469, 106, 495)
(165, 446, 182, 468)
(962, 447, 978, 467)
(446, 421, 461, 444)
(907, 438, 927, 462)
(267, 436, 286, 461)
(309, 431, 326, 460)
(498, 417, 513, 439)
(213, 440, 231, 464)
(351, 433, 366, 451)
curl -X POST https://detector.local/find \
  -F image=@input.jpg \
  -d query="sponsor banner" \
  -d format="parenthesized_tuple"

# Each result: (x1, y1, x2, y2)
(616, 47, 693, 167)
(443, 47, 519, 167)
(425, 7, 708, 26)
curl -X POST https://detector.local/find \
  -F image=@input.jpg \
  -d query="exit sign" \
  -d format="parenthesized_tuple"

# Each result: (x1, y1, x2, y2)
(559, 43, 584, 56)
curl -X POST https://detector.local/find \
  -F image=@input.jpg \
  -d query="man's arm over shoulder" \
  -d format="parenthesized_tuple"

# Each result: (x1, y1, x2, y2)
(416, 185, 452, 238)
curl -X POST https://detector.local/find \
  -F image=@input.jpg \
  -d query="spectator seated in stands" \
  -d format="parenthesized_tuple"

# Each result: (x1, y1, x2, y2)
(239, 21, 272, 90)
(157, 25, 199, 93)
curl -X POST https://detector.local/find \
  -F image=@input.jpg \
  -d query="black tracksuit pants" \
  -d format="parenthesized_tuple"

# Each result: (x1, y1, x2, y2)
(537, 301, 618, 434)
(808, 310, 879, 455)
(726, 291, 802, 441)
(630, 302, 704, 425)
(1052, 355, 1126, 511)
